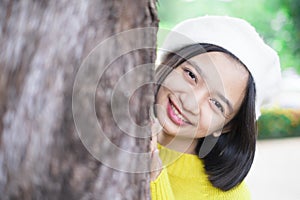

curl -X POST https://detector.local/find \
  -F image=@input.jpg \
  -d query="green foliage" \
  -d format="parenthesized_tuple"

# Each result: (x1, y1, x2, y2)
(158, 0, 300, 74)
(258, 109, 300, 139)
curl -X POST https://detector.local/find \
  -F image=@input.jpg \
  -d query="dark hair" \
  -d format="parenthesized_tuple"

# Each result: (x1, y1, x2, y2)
(155, 43, 257, 191)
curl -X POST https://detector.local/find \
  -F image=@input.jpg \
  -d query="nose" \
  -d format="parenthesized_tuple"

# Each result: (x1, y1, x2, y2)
(179, 88, 207, 115)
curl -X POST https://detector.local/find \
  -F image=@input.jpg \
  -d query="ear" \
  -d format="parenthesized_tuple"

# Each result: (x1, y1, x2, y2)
(212, 130, 222, 138)
(212, 122, 233, 137)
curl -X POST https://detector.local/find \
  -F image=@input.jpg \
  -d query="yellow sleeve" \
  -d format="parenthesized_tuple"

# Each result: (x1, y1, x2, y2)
(150, 168, 175, 200)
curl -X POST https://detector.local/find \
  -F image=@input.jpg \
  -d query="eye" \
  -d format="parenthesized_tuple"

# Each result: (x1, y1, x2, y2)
(209, 98, 224, 113)
(183, 68, 197, 83)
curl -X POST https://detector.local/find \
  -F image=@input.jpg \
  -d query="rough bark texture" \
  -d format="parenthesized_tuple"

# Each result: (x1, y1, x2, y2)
(0, 0, 158, 199)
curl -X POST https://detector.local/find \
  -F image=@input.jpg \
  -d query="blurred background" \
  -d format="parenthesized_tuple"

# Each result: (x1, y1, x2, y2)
(157, 0, 300, 199)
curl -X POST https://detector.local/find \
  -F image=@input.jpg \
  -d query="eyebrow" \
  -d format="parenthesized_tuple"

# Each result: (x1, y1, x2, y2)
(186, 60, 234, 114)
(186, 60, 206, 78)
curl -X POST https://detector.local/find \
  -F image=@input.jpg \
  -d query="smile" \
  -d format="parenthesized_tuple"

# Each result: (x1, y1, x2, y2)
(167, 98, 190, 126)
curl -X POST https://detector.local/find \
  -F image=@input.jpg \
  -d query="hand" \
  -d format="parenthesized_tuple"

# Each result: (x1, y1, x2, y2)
(150, 118, 163, 181)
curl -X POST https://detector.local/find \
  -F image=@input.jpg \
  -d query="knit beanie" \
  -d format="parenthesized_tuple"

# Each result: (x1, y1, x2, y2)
(157, 16, 282, 118)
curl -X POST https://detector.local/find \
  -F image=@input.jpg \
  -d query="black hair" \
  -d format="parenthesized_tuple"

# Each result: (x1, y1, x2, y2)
(155, 43, 257, 191)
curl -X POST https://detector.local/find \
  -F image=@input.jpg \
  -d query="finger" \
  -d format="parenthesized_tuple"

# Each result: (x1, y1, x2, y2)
(150, 149, 162, 181)
(151, 119, 160, 152)
(150, 134, 157, 153)
(151, 118, 162, 137)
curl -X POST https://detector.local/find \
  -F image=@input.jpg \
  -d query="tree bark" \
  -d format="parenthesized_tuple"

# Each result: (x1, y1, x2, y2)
(0, 0, 158, 199)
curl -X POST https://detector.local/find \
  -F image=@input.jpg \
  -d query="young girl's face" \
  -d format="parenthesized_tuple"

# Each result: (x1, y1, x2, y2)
(156, 51, 249, 139)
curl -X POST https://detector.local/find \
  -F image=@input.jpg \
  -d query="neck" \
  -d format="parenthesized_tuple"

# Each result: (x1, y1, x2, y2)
(158, 131, 198, 155)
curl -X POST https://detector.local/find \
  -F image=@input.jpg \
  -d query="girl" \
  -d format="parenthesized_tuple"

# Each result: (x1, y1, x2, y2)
(150, 16, 281, 199)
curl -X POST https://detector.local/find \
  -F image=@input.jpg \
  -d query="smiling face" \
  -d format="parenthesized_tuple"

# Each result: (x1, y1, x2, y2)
(155, 51, 249, 142)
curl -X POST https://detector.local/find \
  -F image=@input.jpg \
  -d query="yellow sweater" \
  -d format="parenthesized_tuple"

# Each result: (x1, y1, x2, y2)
(150, 144, 251, 200)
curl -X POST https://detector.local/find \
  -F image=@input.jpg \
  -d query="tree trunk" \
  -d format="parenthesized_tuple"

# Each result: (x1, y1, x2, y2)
(0, 0, 158, 199)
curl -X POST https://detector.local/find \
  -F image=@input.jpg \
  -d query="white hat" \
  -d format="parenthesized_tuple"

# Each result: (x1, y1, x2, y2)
(157, 15, 282, 119)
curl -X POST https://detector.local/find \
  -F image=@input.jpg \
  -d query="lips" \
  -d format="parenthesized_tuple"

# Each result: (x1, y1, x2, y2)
(167, 97, 190, 126)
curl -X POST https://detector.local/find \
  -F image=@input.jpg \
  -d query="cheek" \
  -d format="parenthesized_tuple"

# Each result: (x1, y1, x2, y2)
(195, 107, 225, 137)
(156, 86, 166, 104)
(163, 71, 191, 92)
(195, 113, 211, 136)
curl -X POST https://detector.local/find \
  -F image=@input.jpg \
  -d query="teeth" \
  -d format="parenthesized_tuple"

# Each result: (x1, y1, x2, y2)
(174, 106, 179, 115)
(171, 104, 188, 123)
